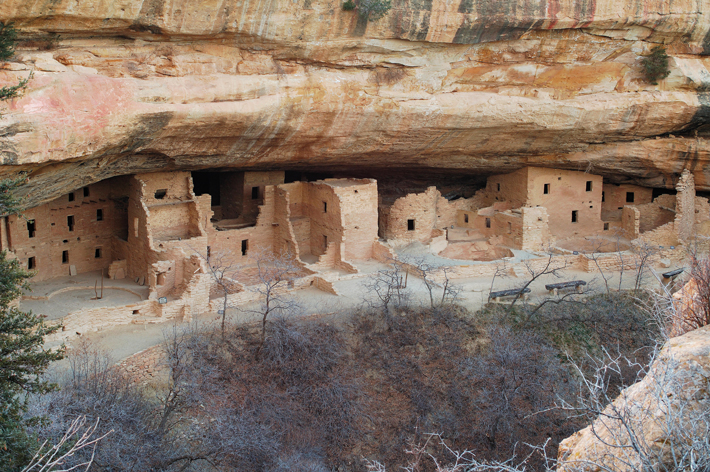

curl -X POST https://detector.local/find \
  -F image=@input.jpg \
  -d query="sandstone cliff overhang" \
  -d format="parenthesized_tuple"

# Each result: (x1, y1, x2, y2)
(3, 0, 710, 207)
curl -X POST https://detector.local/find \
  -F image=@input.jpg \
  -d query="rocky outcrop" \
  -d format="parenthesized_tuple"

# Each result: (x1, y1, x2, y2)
(3, 0, 710, 207)
(557, 324, 710, 471)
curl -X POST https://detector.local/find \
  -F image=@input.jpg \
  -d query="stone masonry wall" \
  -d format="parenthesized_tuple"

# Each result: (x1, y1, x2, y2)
(675, 169, 696, 241)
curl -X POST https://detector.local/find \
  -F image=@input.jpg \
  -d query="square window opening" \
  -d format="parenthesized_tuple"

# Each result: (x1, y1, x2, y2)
(68, 192, 75, 202)
(27, 220, 36, 238)
(95, 248, 102, 259)
(485, 217, 491, 228)
(571, 210, 578, 223)
(67, 215, 74, 232)
(407, 219, 415, 231)
(83, 187, 90, 197)
(604, 222, 610, 231)
(251, 186, 259, 200)
(241, 239, 248, 256)
(586, 181, 593, 192)
(62, 250, 69, 264)
(154, 189, 167, 199)
(626, 192, 635, 203)
(27, 257, 35, 270)
(543, 183, 550, 195)
(464, 214, 469, 224)
(96, 209, 103, 221)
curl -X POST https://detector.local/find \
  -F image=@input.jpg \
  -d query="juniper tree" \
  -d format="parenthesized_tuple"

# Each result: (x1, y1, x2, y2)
(0, 173, 63, 470)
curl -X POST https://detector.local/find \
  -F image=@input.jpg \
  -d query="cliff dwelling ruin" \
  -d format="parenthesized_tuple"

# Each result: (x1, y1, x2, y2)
(6, 167, 709, 340)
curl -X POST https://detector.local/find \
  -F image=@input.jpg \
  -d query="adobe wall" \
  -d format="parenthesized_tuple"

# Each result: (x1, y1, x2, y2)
(526, 167, 603, 239)
(675, 170, 696, 242)
(5, 178, 128, 281)
(636, 199, 675, 233)
(328, 179, 378, 261)
(203, 186, 278, 269)
(520, 206, 552, 251)
(485, 168, 529, 208)
(601, 184, 653, 213)
(380, 187, 439, 243)
(491, 210, 524, 249)
(622, 206, 640, 239)
(305, 182, 344, 258)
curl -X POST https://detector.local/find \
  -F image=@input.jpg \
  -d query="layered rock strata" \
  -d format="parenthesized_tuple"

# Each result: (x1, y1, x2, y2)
(3, 0, 710, 206)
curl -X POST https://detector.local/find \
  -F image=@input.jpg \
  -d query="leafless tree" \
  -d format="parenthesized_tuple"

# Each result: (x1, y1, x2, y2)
(403, 256, 460, 308)
(630, 241, 659, 293)
(364, 432, 545, 472)
(241, 250, 302, 360)
(363, 257, 411, 315)
(191, 247, 240, 336)
(503, 252, 568, 313)
(21, 417, 109, 472)
(676, 251, 710, 332)
(557, 343, 710, 472)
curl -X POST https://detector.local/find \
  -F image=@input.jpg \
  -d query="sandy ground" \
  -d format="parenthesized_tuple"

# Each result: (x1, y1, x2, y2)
(43, 254, 677, 366)
(21, 270, 149, 320)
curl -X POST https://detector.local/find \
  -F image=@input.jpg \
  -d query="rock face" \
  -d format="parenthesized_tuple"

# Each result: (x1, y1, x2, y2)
(557, 324, 710, 471)
(3, 0, 710, 206)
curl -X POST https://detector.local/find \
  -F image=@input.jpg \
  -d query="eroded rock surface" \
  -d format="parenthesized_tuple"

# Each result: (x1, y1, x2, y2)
(2, 0, 710, 207)
(557, 324, 710, 471)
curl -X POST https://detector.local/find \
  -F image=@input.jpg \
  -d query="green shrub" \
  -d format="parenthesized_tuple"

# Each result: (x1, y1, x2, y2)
(641, 45, 670, 85)
(0, 22, 17, 62)
(349, 0, 391, 20)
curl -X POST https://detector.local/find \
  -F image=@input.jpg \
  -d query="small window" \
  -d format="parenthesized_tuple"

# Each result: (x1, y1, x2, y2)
(485, 217, 491, 228)
(96, 209, 103, 221)
(67, 215, 74, 232)
(586, 181, 593, 192)
(323, 235, 328, 247)
(407, 219, 415, 231)
(95, 248, 102, 259)
(251, 187, 259, 200)
(27, 257, 35, 270)
(83, 187, 90, 197)
(602, 191, 605, 202)
(323, 201, 327, 213)
(154, 189, 167, 199)
(589, 205, 593, 209)
(626, 192, 635, 203)
(62, 250, 69, 264)
(241, 239, 248, 256)
(604, 222, 610, 231)
(543, 183, 550, 195)
(497, 183, 501, 192)
(464, 214, 469, 224)
(68, 192, 75, 202)
(27, 220, 36, 238)
(558, 177, 562, 180)
(571, 210, 578, 223)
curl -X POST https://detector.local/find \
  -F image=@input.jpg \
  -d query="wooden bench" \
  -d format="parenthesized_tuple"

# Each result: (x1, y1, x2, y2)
(545, 280, 587, 295)
(489, 287, 531, 302)
(662, 268, 684, 282)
